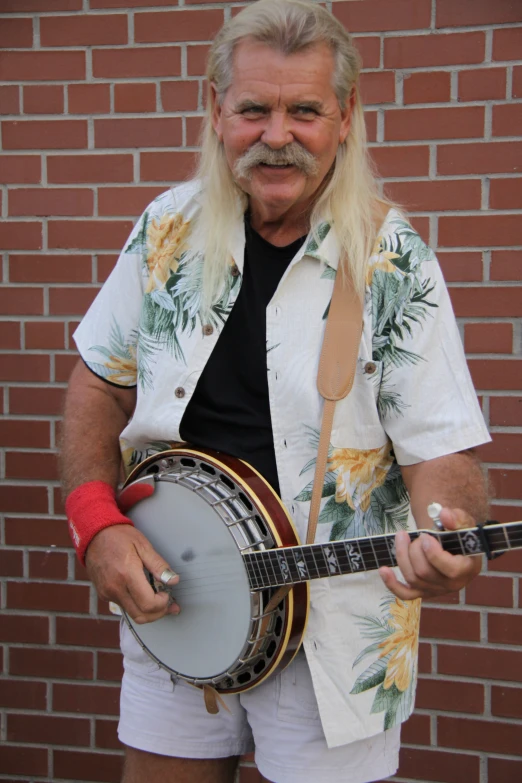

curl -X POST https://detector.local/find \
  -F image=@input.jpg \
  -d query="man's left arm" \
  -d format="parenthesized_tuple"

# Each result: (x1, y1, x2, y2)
(379, 450, 489, 600)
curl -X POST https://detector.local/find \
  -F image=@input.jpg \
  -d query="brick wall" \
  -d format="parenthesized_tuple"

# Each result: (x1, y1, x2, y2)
(0, 1, 521, 781)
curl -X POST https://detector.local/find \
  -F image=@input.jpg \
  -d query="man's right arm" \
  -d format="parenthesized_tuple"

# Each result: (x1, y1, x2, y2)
(60, 359, 179, 623)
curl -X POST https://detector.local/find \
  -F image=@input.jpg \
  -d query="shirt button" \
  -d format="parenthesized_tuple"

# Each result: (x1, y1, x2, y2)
(174, 387, 185, 398)
(202, 324, 213, 336)
(231, 264, 240, 277)
(364, 361, 377, 375)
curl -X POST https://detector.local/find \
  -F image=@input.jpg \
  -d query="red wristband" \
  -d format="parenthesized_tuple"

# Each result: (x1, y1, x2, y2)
(65, 480, 133, 565)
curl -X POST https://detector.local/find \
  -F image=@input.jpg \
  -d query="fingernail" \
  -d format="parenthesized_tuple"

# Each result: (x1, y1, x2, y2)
(168, 604, 180, 615)
(421, 535, 432, 552)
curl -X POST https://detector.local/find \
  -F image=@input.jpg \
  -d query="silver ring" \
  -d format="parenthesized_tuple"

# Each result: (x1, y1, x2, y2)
(159, 568, 177, 585)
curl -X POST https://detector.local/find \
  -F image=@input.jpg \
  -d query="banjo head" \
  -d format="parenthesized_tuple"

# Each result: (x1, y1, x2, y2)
(120, 448, 304, 691)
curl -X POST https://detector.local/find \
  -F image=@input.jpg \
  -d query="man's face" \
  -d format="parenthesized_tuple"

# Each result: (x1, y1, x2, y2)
(211, 39, 354, 221)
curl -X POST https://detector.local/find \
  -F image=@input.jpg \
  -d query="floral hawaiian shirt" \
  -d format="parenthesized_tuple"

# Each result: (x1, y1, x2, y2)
(74, 181, 490, 748)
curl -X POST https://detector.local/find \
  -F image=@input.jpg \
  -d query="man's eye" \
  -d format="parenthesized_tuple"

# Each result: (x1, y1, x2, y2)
(295, 106, 318, 115)
(241, 106, 265, 115)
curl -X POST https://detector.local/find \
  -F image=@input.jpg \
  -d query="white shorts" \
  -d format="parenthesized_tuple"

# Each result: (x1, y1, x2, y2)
(118, 622, 400, 783)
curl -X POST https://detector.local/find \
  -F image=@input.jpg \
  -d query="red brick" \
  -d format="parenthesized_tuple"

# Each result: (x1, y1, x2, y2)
(0, 222, 42, 250)
(451, 287, 522, 318)
(0, 484, 49, 514)
(4, 449, 57, 481)
(0, 549, 23, 577)
(40, 14, 128, 47)
(187, 45, 209, 77)
(370, 144, 430, 178)
(386, 179, 481, 212)
(465, 322, 513, 354)
(416, 678, 484, 714)
(490, 468, 522, 500)
(53, 682, 120, 715)
(48, 220, 132, 250)
(10, 254, 92, 283)
(441, 215, 522, 248)
(0, 86, 20, 114)
(95, 719, 121, 750)
(0, 51, 85, 82)
(140, 150, 196, 183)
(398, 747, 480, 783)
(8, 713, 91, 747)
(56, 353, 81, 381)
(9, 647, 93, 680)
(403, 72, 451, 104)
(477, 432, 522, 461)
(97, 255, 118, 281)
(385, 32, 485, 69)
(385, 106, 484, 141)
(353, 36, 381, 70)
(54, 750, 123, 783)
(135, 9, 223, 43)
(333, 0, 430, 32)
(423, 591, 460, 606)
(401, 712, 430, 744)
(114, 82, 156, 113)
(458, 68, 506, 102)
(468, 359, 522, 390)
(90, 0, 177, 6)
(48, 287, 99, 316)
(97, 651, 123, 682)
(48, 153, 133, 184)
(359, 71, 395, 105)
(68, 84, 111, 115)
(56, 617, 119, 648)
(0, 321, 20, 349)
(98, 186, 164, 216)
(0, 287, 43, 315)
(490, 178, 522, 210)
(161, 81, 199, 112)
(9, 188, 93, 217)
(23, 85, 64, 115)
(0, 155, 41, 184)
(494, 104, 522, 139)
(29, 550, 68, 580)
(438, 141, 522, 175)
(514, 66, 522, 99)
(0, 0, 81, 8)
(489, 758, 522, 781)
(0, 17, 33, 47)
(439, 644, 522, 682)
(2, 120, 87, 150)
(492, 686, 522, 720)
(0, 746, 47, 777)
(465, 575, 513, 607)
(490, 396, 522, 426)
(95, 117, 182, 149)
(491, 250, 522, 281)
(420, 607, 481, 641)
(7, 583, 90, 614)
(0, 355, 49, 383)
(0, 679, 47, 709)
(494, 28, 522, 61)
(437, 0, 522, 27)
(489, 614, 522, 646)
(439, 715, 522, 756)
(24, 321, 64, 350)
(364, 110, 376, 143)
(93, 46, 181, 79)
(4, 516, 69, 547)
(438, 252, 483, 283)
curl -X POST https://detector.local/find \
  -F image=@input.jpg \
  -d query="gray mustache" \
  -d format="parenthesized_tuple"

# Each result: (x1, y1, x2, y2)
(233, 142, 319, 180)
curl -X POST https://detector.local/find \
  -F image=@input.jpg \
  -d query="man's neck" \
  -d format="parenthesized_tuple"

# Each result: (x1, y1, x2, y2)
(248, 203, 311, 247)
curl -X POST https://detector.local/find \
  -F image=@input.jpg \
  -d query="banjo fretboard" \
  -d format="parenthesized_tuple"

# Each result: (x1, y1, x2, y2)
(243, 521, 522, 590)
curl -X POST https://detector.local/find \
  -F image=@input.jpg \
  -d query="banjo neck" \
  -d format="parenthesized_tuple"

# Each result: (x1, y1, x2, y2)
(243, 520, 522, 590)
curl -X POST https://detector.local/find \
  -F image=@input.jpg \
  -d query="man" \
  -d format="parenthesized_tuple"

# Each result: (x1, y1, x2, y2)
(60, 1, 490, 782)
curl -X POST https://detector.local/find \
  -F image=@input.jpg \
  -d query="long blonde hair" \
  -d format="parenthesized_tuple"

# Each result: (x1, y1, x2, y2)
(194, 0, 389, 305)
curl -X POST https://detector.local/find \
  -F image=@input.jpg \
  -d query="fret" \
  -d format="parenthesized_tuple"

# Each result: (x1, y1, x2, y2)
(322, 544, 341, 575)
(266, 550, 285, 586)
(343, 539, 365, 572)
(256, 550, 272, 587)
(355, 537, 378, 571)
(310, 544, 330, 578)
(274, 549, 293, 584)
(244, 553, 261, 590)
(368, 536, 380, 569)
(292, 547, 311, 581)
(371, 535, 393, 568)
(284, 548, 302, 582)
(333, 541, 351, 574)
(303, 547, 321, 579)
(384, 534, 397, 567)
(503, 525, 512, 550)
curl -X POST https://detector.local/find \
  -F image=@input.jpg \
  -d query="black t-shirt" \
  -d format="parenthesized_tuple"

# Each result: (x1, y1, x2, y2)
(179, 218, 307, 495)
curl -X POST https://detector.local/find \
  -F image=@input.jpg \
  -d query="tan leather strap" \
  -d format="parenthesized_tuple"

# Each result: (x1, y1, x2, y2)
(203, 684, 231, 715)
(306, 268, 363, 545)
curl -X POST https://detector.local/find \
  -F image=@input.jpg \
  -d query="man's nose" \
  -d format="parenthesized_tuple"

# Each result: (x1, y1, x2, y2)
(261, 111, 293, 149)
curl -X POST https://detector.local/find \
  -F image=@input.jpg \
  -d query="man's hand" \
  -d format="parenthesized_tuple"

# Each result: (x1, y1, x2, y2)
(379, 507, 482, 600)
(86, 525, 180, 624)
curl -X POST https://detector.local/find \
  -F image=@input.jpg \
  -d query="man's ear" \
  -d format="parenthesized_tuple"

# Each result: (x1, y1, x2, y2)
(210, 83, 223, 142)
(339, 86, 356, 144)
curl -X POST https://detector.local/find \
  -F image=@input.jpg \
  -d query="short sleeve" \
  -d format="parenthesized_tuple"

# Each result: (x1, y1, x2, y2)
(73, 207, 151, 388)
(372, 222, 491, 465)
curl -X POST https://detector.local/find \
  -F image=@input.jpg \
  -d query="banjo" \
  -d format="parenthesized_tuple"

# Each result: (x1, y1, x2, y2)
(120, 445, 517, 697)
